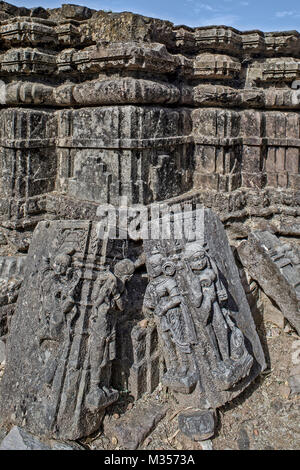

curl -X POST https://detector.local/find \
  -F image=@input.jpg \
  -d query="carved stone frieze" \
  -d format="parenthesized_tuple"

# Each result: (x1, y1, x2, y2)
(0, 220, 136, 439)
(143, 209, 266, 410)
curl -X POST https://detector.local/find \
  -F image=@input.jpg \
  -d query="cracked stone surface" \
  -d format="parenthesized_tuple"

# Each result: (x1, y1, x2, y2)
(0, 0, 299, 451)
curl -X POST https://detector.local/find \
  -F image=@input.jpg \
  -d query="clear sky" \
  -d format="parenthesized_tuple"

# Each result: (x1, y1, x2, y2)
(9, 0, 300, 31)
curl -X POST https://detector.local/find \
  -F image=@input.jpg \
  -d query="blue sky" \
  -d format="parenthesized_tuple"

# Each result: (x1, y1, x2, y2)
(10, 0, 300, 31)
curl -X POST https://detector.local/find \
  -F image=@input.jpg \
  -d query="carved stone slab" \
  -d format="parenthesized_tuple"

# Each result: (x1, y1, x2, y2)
(143, 208, 266, 410)
(0, 255, 27, 341)
(238, 231, 300, 335)
(0, 220, 135, 439)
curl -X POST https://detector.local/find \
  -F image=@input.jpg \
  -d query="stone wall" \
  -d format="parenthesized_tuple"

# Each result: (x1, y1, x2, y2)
(0, 1, 298, 248)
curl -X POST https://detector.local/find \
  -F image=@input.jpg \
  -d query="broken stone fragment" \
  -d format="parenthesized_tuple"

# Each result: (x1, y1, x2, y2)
(0, 220, 135, 440)
(61, 3, 94, 20)
(0, 0, 299, 449)
(289, 364, 300, 396)
(237, 231, 300, 335)
(260, 290, 285, 330)
(0, 426, 51, 450)
(288, 376, 300, 395)
(30, 7, 49, 19)
(0, 426, 84, 450)
(50, 440, 84, 450)
(178, 410, 216, 441)
(143, 208, 266, 412)
(103, 400, 168, 450)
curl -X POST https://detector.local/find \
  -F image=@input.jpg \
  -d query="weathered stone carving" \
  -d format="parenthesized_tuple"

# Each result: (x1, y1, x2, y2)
(0, 255, 26, 343)
(86, 258, 135, 412)
(0, 220, 135, 439)
(238, 231, 300, 335)
(128, 322, 163, 400)
(143, 209, 266, 412)
(0, 0, 298, 448)
(0, 1, 298, 240)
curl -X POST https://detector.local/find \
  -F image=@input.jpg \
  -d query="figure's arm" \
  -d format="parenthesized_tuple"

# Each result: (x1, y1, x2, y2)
(94, 276, 116, 308)
(209, 259, 227, 302)
(114, 285, 125, 311)
(62, 295, 75, 314)
(115, 296, 124, 311)
(143, 284, 156, 317)
(94, 294, 105, 308)
(154, 281, 181, 316)
(156, 295, 181, 316)
(186, 273, 203, 308)
(113, 277, 127, 312)
(199, 288, 215, 325)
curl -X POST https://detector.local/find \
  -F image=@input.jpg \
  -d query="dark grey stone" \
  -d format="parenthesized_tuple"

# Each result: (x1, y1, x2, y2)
(50, 440, 84, 450)
(0, 340, 5, 364)
(30, 6, 49, 18)
(61, 3, 94, 20)
(237, 427, 250, 450)
(238, 231, 300, 335)
(0, 426, 51, 450)
(178, 410, 216, 441)
(0, 0, 298, 446)
(0, 425, 84, 450)
(0, 220, 136, 440)
(103, 400, 168, 450)
(143, 208, 266, 411)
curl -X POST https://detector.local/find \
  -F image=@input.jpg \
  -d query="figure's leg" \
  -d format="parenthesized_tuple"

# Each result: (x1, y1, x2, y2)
(99, 334, 119, 404)
(89, 335, 107, 388)
(168, 311, 190, 375)
(179, 351, 190, 376)
(211, 306, 230, 361)
(87, 314, 119, 411)
(206, 323, 222, 362)
(161, 330, 180, 372)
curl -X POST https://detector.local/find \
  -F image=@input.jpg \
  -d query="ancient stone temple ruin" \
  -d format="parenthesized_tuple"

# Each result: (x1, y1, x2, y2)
(0, 1, 299, 450)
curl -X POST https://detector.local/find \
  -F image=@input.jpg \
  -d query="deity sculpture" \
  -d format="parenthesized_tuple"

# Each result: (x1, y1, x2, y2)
(39, 252, 80, 342)
(86, 258, 135, 411)
(143, 250, 198, 394)
(183, 241, 253, 390)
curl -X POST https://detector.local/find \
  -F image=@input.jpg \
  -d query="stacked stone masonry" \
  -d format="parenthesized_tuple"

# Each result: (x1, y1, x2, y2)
(0, 2, 298, 231)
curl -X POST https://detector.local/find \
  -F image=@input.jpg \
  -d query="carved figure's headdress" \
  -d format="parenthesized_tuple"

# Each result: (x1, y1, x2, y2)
(52, 253, 71, 268)
(149, 247, 161, 256)
(183, 241, 208, 260)
(114, 259, 135, 278)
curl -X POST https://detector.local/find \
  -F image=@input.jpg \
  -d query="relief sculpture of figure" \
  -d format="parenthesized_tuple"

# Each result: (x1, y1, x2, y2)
(183, 241, 253, 390)
(86, 259, 135, 411)
(143, 250, 198, 394)
(39, 252, 80, 342)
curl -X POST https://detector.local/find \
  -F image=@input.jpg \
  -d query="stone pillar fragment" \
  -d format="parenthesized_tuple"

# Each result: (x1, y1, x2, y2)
(143, 208, 266, 411)
(0, 220, 135, 440)
(238, 230, 300, 335)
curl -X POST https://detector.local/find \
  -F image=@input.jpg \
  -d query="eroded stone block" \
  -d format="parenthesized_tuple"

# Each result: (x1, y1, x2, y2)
(0, 426, 51, 450)
(143, 208, 266, 411)
(0, 220, 136, 440)
(238, 231, 300, 335)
